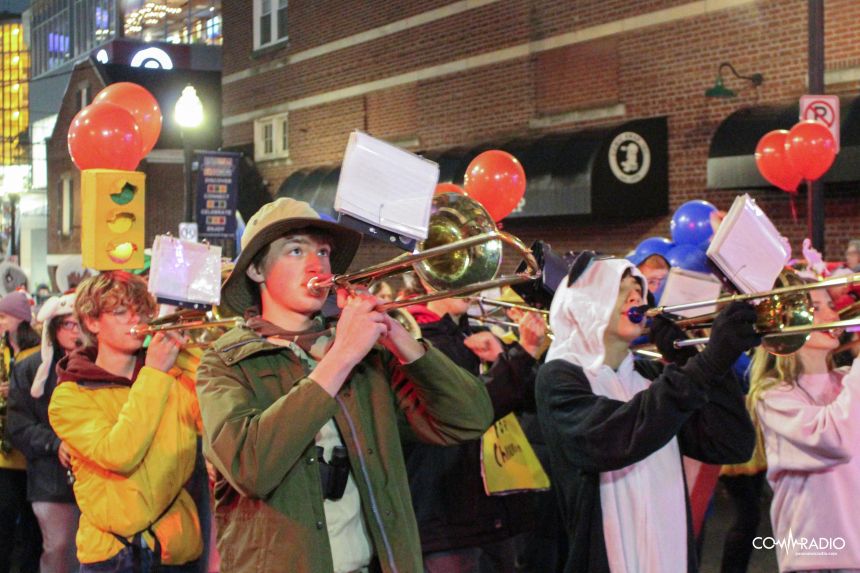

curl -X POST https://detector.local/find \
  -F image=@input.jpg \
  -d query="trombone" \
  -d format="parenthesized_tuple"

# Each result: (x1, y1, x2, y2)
(307, 192, 541, 312)
(130, 308, 243, 340)
(471, 296, 551, 331)
(633, 269, 860, 355)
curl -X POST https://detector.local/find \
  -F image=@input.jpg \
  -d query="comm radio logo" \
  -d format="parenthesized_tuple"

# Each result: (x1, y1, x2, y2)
(754, 529, 845, 557)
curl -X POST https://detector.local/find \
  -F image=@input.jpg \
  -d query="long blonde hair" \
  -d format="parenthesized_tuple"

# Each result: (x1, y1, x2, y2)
(747, 342, 833, 426)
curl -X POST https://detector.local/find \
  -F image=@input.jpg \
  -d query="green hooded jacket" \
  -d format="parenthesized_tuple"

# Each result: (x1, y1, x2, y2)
(196, 325, 494, 573)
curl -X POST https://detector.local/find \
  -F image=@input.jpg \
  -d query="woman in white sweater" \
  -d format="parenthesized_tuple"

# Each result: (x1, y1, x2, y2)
(749, 286, 860, 572)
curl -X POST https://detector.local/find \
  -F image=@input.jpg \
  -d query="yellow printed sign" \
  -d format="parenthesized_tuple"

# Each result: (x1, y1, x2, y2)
(480, 413, 550, 495)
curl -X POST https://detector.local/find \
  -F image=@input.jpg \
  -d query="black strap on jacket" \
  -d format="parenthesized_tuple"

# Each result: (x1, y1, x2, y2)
(109, 489, 181, 573)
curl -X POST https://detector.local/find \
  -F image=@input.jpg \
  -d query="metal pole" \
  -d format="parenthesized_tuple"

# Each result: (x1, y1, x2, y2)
(9, 195, 17, 258)
(808, 0, 825, 252)
(182, 129, 195, 223)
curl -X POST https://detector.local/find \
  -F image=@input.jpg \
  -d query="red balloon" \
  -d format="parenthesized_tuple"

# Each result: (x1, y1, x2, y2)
(463, 150, 526, 221)
(754, 130, 802, 193)
(68, 102, 143, 171)
(94, 82, 162, 156)
(785, 120, 836, 181)
(434, 182, 464, 195)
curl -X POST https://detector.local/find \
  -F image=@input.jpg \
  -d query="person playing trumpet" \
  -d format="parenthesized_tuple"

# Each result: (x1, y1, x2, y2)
(47, 271, 204, 571)
(195, 198, 493, 573)
(535, 257, 759, 573)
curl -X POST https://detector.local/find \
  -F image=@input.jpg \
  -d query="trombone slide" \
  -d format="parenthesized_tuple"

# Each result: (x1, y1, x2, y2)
(674, 316, 860, 349)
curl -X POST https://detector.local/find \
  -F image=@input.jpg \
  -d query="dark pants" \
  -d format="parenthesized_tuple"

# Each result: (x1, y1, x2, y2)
(424, 537, 519, 573)
(0, 468, 41, 573)
(79, 546, 199, 573)
(186, 438, 211, 573)
(720, 472, 766, 573)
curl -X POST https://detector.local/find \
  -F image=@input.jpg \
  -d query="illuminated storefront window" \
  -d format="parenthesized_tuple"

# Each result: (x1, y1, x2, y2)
(29, 0, 221, 78)
(0, 19, 29, 166)
(123, 1, 221, 46)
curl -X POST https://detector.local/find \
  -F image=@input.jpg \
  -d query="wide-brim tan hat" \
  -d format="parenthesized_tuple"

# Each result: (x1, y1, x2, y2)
(222, 198, 361, 314)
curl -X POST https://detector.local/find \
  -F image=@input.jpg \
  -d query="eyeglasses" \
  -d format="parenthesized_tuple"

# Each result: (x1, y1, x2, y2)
(59, 320, 79, 331)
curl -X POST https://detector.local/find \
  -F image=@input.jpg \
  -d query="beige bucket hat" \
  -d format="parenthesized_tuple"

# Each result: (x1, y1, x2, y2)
(222, 198, 361, 313)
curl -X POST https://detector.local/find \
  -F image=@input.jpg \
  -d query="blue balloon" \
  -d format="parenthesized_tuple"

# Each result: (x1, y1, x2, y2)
(627, 236, 674, 267)
(671, 200, 717, 246)
(666, 244, 711, 274)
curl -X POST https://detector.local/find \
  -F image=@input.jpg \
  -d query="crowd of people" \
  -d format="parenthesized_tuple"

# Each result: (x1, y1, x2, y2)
(0, 200, 858, 573)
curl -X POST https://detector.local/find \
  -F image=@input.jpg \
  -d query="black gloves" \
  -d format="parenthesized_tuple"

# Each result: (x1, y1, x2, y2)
(648, 315, 698, 366)
(697, 301, 761, 375)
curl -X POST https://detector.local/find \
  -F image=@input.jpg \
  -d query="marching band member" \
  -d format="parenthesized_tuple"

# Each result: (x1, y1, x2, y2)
(749, 286, 860, 572)
(535, 257, 758, 573)
(403, 290, 547, 572)
(48, 271, 203, 571)
(0, 290, 41, 573)
(8, 292, 82, 573)
(195, 198, 493, 573)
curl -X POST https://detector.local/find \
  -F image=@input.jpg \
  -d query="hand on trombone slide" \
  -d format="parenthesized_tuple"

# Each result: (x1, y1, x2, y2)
(646, 301, 761, 370)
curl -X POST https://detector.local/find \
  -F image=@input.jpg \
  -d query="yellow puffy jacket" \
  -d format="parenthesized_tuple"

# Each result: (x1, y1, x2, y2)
(48, 347, 203, 565)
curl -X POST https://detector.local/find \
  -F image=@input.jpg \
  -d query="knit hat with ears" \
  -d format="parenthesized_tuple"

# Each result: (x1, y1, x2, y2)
(31, 292, 76, 398)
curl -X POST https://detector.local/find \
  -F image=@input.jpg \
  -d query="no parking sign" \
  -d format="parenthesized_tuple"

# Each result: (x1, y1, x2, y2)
(799, 95, 840, 153)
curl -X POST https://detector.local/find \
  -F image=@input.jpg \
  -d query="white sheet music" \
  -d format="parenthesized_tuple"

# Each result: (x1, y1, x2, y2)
(148, 235, 222, 305)
(335, 131, 439, 240)
(706, 194, 791, 294)
(658, 268, 723, 318)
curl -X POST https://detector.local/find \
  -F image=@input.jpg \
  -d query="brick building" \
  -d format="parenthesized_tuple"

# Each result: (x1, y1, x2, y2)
(222, 0, 860, 270)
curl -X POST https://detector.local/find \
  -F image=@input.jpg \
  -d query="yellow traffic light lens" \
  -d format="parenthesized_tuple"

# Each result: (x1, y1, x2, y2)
(110, 182, 137, 205)
(107, 211, 136, 233)
(106, 241, 138, 264)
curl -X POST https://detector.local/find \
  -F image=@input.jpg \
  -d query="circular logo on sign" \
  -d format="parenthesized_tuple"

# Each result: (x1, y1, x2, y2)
(608, 131, 650, 184)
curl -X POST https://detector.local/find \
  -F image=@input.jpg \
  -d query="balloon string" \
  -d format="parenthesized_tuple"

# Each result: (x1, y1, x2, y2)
(790, 193, 798, 222)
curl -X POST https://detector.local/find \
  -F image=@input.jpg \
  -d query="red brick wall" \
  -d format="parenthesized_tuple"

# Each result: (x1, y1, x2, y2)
(223, 0, 860, 268)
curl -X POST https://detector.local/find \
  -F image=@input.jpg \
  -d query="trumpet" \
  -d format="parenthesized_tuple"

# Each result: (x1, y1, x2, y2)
(632, 269, 860, 355)
(306, 193, 541, 312)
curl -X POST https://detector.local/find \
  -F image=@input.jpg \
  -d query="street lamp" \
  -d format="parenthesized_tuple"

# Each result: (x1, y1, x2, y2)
(174, 85, 203, 225)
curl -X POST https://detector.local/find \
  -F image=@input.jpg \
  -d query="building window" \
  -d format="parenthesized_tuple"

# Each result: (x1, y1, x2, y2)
(59, 176, 73, 237)
(254, 0, 287, 49)
(254, 113, 289, 161)
(76, 84, 90, 113)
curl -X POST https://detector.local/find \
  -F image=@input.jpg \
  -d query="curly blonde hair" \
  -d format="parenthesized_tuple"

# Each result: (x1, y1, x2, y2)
(75, 271, 156, 346)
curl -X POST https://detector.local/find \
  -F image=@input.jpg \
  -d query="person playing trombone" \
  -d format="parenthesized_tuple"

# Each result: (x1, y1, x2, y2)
(195, 198, 494, 573)
(535, 256, 759, 573)
(748, 284, 860, 572)
(47, 271, 204, 571)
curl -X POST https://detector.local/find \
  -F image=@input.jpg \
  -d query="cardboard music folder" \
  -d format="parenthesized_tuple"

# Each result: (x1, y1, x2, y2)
(706, 194, 791, 294)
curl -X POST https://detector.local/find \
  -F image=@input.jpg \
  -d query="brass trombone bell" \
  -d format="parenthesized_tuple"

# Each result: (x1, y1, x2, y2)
(306, 193, 541, 312)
